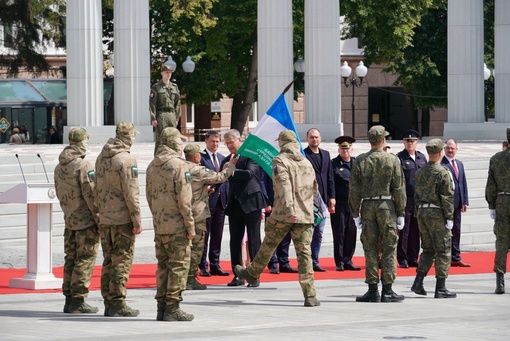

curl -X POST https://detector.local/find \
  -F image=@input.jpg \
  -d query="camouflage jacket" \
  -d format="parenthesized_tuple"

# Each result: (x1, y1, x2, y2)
(349, 149, 406, 217)
(54, 145, 98, 230)
(486, 149, 510, 209)
(149, 80, 181, 122)
(414, 161, 454, 220)
(146, 145, 194, 235)
(271, 141, 318, 224)
(94, 138, 142, 227)
(187, 161, 235, 225)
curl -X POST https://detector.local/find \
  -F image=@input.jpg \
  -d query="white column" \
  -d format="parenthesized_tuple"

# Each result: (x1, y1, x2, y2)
(257, 0, 294, 119)
(300, 0, 342, 141)
(495, 0, 510, 124)
(66, 0, 103, 127)
(114, 0, 153, 141)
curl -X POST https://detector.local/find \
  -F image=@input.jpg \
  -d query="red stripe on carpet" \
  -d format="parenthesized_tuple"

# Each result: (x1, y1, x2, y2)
(0, 252, 499, 295)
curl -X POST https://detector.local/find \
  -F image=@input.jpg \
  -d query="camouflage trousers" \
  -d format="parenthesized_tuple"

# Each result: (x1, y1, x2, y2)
(188, 221, 206, 279)
(99, 223, 136, 304)
(62, 225, 99, 298)
(360, 200, 399, 285)
(494, 201, 510, 274)
(154, 231, 191, 304)
(247, 217, 316, 298)
(417, 208, 452, 278)
(154, 112, 177, 154)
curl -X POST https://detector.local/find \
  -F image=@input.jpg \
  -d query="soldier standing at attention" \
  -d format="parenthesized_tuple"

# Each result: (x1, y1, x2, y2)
(150, 64, 181, 154)
(486, 127, 510, 294)
(183, 144, 236, 290)
(235, 130, 321, 307)
(411, 139, 456, 298)
(146, 128, 196, 321)
(95, 122, 143, 317)
(54, 127, 99, 314)
(349, 125, 406, 303)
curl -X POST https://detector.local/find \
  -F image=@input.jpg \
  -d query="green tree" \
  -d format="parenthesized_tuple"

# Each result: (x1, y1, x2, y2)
(0, 0, 65, 76)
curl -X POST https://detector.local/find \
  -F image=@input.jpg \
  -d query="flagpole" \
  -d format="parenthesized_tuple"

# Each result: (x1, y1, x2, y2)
(282, 80, 295, 95)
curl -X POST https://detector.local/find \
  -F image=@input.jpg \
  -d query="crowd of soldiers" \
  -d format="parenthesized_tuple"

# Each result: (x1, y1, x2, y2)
(53, 119, 510, 322)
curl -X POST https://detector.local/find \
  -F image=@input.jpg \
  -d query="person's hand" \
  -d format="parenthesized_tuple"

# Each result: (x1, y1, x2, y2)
(229, 155, 238, 165)
(328, 198, 336, 214)
(397, 217, 405, 230)
(151, 120, 158, 127)
(354, 217, 362, 229)
(445, 220, 453, 230)
(489, 209, 496, 220)
(132, 226, 143, 235)
(207, 185, 215, 194)
(187, 230, 196, 240)
(265, 205, 272, 214)
(461, 204, 468, 213)
(288, 215, 298, 223)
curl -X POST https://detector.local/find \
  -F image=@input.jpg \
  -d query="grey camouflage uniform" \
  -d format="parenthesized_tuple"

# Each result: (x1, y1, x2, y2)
(415, 161, 454, 278)
(349, 149, 406, 285)
(55, 143, 99, 299)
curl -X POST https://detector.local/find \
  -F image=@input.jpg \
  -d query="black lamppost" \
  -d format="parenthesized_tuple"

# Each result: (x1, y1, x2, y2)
(341, 61, 368, 137)
(483, 63, 492, 122)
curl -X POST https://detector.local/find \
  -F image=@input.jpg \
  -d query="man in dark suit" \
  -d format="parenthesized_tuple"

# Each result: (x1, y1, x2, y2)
(222, 129, 267, 286)
(441, 139, 470, 267)
(198, 130, 230, 277)
(304, 128, 335, 272)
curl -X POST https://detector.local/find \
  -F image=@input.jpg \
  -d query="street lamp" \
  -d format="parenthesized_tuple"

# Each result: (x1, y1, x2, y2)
(484, 63, 495, 122)
(341, 61, 368, 137)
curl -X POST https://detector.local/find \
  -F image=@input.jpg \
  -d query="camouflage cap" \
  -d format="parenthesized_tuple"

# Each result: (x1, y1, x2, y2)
(183, 144, 206, 156)
(160, 127, 187, 144)
(276, 130, 297, 144)
(68, 127, 90, 142)
(425, 138, 445, 154)
(368, 125, 390, 143)
(116, 121, 138, 137)
(161, 64, 173, 72)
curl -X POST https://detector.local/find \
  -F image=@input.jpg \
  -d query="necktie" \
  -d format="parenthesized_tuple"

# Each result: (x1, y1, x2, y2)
(212, 153, 219, 172)
(451, 159, 459, 179)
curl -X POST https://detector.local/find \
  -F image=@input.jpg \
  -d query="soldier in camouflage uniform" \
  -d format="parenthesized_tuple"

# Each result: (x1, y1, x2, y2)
(150, 64, 181, 154)
(54, 127, 99, 314)
(349, 125, 406, 303)
(486, 127, 510, 294)
(95, 122, 143, 317)
(183, 144, 236, 290)
(146, 128, 196, 322)
(411, 139, 456, 298)
(235, 130, 321, 307)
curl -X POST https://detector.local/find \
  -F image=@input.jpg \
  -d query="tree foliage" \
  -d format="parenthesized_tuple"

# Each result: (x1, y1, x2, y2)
(0, 0, 65, 76)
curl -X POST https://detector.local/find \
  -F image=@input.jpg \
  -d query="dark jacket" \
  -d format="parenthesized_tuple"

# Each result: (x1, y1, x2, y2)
(304, 147, 335, 204)
(331, 155, 355, 202)
(441, 156, 469, 209)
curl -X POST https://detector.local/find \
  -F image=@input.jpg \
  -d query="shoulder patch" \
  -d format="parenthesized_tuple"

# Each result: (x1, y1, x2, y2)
(87, 170, 95, 182)
(185, 171, 191, 183)
(131, 166, 138, 178)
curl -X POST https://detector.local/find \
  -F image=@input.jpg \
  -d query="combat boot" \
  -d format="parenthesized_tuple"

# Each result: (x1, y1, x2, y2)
(103, 300, 110, 316)
(163, 302, 194, 322)
(186, 277, 207, 290)
(495, 273, 505, 294)
(434, 278, 456, 298)
(156, 301, 165, 321)
(304, 296, 321, 307)
(68, 297, 99, 314)
(234, 265, 259, 287)
(411, 271, 427, 296)
(63, 296, 71, 313)
(356, 284, 381, 302)
(107, 301, 140, 317)
(381, 284, 405, 302)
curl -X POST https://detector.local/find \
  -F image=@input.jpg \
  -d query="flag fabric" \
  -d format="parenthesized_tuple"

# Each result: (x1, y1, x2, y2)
(236, 93, 301, 177)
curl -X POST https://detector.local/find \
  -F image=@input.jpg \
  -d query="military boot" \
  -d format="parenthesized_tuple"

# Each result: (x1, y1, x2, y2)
(495, 273, 505, 294)
(234, 265, 259, 287)
(356, 284, 381, 302)
(381, 284, 405, 302)
(107, 301, 140, 317)
(63, 296, 71, 313)
(103, 300, 110, 316)
(186, 277, 207, 290)
(411, 271, 427, 296)
(434, 278, 457, 298)
(163, 302, 194, 322)
(156, 301, 165, 321)
(68, 297, 99, 314)
(304, 296, 321, 307)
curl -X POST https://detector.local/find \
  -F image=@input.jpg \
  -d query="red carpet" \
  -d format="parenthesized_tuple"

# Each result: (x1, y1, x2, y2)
(0, 252, 500, 295)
